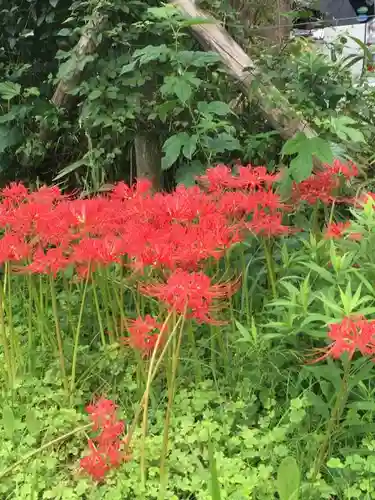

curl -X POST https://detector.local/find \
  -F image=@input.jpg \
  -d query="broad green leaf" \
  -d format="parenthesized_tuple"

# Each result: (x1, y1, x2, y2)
(276, 456, 300, 500)
(88, 89, 102, 100)
(289, 149, 313, 182)
(176, 160, 206, 187)
(133, 45, 170, 65)
(205, 101, 232, 116)
(162, 133, 189, 170)
(205, 132, 240, 154)
(182, 134, 198, 159)
(2, 406, 15, 439)
(57, 28, 71, 36)
(0, 81, 21, 101)
(25, 409, 40, 435)
(49, 0, 59, 6)
(174, 80, 192, 103)
(120, 62, 136, 75)
(0, 125, 22, 153)
(281, 132, 306, 156)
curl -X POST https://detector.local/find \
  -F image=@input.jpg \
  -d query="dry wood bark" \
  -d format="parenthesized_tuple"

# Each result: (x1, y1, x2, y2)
(172, 0, 316, 141)
(134, 133, 162, 191)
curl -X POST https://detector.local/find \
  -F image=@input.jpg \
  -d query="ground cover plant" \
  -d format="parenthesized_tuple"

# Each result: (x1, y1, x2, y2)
(1, 160, 375, 498)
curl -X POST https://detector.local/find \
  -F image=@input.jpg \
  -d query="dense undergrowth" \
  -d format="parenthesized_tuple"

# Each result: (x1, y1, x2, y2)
(1, 161, 375, 498)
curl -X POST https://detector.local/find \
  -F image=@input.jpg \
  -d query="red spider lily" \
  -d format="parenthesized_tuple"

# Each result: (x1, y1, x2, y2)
(233, 165, 280, 190)
(324, 222, 362, 241)
(86, 398, 119, 431)
(292, 171, 339, 205)
(247, 211, 291, 237)
(310, 316, 375, 363)
(324, 222, 351, 239)
(80, 439, 110, 481)
(24, 247, 71, 277)
(0, 182, 28, 206)
(81, 398, 131, 481)
(328, 159, 358, 180)
(196, 164, 233, 191)
(292, 160, 358, 207)
(0, 233, 31, 264)
(121, 315, 163, 355)
(140, 269, 239, 324)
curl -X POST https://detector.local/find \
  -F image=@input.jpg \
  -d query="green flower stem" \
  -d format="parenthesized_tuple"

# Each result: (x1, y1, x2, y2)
(312, 357, 351, 479)
(69, 268, 90, 402)
(50, 276, 68, 395)
(263, 238, 277, 298)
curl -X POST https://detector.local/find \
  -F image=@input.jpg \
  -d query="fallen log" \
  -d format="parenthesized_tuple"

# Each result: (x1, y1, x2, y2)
(171, 0, 316, 141)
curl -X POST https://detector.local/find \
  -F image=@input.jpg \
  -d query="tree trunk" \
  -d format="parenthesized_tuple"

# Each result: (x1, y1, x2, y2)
(134, 133, 162, 191)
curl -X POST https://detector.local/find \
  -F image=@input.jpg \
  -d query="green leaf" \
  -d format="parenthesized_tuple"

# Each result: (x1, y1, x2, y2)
(281, 132, 306, 156)
(161, 133, 189, 170)
(57, 28, 71, 36)
(276, 456, 300, 500)
(208, 435, 222, 500)
(174, 80, 192, 103)
(133, 45, 170, 65)
(49, 0, 59, 6)
(53, 157, 89, 181)
(283, 133, 333, 182)
(205, 101, 232, 116)
(0, 125, 22, 153)
(0, 81, 21, 101)
(289, 149, 313, 182)
(2, 406, 15, 439)
(25, 409, 40, 435)
(119, 62, 136, 75)
(205, 132, 240, 154)
(176, 160, 205, 187)
(88, 89, 102, 100)
(182, 134, 198, 159)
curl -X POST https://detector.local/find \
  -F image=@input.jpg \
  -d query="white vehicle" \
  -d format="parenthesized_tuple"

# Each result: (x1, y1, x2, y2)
(293, 1, 375, 81)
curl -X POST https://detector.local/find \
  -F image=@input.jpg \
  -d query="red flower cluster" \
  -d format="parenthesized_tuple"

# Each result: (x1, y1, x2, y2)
(324, 221, 362, 241)
(121, 315, 163, 355)
(0, 161, 357, 277)
(141, 269, 240, 324)
(292, 159, 358, 206)
(312, 316, 375, 363)
(80, 398, 131, 481)
(0, 165, 283, 280)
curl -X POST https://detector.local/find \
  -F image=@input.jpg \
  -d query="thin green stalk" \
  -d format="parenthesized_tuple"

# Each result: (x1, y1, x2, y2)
(312, 358, 351, 479)
(139, 312, 179, 486)
(159, 317, 185, 492)
(0, 423, 91, 480)
(50, 276, 68, 395)
(70, 268, 91, 401)
(92, 279, 106, 347)
(5, 263, 21, 369)
(27, 274, 35, 372)
(98, 268, 114, 343)
(0, 280, 14, 386)
(187, 320, 201, 381)
(263, 238, 277, 299)
(240, 246, 250, 323)
(103, 266, 119, 339)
